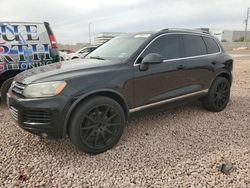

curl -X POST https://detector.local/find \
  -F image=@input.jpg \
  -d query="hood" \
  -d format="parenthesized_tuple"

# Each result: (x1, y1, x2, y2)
(68, 52, 78, 59)
(15, 58, 121, 85)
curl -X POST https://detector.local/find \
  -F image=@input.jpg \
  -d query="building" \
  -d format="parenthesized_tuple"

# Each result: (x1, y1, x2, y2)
(210, 30, 250, 42)
(94, 32, 125, 45)
(58, 43, 89, 52)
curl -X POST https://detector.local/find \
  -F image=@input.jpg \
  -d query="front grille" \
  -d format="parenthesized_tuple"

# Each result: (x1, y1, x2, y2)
(12, 82, 26, 96)
(24, 111, 51, 124)
(9, 106, 18, 121)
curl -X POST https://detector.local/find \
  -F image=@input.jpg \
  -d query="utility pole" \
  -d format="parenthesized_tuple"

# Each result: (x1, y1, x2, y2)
(87, 17, 114, 45)
(88, 22, 91, 44)
(244, 7, 249, 45)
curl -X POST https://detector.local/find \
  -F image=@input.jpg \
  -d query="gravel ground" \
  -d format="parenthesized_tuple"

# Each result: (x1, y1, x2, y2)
(0, 53, 250, 187)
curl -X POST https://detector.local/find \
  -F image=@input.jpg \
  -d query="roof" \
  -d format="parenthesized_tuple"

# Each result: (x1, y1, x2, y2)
(122, 29, 212, 38)
(159, 28, 210, 35)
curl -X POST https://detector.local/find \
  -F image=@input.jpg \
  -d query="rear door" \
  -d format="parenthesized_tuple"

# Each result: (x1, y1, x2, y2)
(181, 34, 215, 91)
(133, 34, 190, 107)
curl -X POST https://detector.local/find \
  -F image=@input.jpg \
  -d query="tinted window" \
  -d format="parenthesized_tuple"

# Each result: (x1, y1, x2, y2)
(203, 37, 220, 54)
(183, 35, 206, 57)
(86, 34, 150, 60)
(141, 34, 182, 60)
(90, 47, 96, 51)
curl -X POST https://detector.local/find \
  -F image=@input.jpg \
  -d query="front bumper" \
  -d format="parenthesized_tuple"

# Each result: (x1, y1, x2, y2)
(7, 91, 72, 138)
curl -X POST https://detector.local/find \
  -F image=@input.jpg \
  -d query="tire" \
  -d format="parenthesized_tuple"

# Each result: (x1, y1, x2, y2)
(203, 77, 231, 112)
(0, 77, 14, 104)
(69, 96, 125, 154)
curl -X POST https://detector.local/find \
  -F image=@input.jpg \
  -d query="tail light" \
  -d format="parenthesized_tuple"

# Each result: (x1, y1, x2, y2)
(49, 34, 57, 49)
(44, 22, 58, 49)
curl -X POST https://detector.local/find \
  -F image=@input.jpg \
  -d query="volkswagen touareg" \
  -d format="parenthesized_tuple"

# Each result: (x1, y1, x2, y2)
(7, 29, 233, 154)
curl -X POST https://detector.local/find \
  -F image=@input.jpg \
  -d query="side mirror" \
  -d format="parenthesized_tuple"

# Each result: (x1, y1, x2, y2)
(139, 53, 163, 71)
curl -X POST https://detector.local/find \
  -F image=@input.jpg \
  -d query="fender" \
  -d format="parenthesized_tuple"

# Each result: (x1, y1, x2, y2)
(62, 88, 129, 136)
(209, 70, 232, 89)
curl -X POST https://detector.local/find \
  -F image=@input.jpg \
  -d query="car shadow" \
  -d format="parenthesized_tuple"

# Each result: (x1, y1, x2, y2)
(40, 100, 205, 156)
(18, 95, 250, 167)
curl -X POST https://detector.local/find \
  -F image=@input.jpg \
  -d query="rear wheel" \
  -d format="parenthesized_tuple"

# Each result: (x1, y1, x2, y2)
(69, 96, 125, 154)
(0, 77, 14, 104)
(203, 77, 231, 112)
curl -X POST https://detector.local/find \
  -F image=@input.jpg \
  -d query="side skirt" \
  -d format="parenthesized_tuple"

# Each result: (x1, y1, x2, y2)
(129, 89, 208, 113)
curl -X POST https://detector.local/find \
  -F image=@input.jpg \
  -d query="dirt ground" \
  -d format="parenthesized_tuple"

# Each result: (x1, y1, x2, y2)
(0, 52, 250, 187)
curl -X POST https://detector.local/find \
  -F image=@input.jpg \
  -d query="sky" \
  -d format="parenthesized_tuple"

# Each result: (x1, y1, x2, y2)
(0, 0, 249, 44)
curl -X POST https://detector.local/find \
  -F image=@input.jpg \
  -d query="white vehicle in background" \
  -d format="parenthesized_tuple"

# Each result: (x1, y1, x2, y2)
(68, 46, 97, 59)
(59, 49, 75, 61)
(59, 51, 69, 61)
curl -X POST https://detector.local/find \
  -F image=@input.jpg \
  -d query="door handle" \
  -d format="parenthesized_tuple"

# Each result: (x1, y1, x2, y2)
(211, 62, 217, 65)
(177, 64, 185, 69)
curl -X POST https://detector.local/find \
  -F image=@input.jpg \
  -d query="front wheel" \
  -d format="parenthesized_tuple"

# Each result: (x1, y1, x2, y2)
(69, 96, 125, 154)
(203, 77, 231, 112)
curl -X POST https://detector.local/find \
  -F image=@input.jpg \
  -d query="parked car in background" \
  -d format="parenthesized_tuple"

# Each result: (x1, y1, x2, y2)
(7, 29, 233, 154)
(59, 49, 75, 61)
(0, 21, 60, 103)
(68, 46, 97, 59)
(60, 49, 75, 54)
(59, 51, 70, 61)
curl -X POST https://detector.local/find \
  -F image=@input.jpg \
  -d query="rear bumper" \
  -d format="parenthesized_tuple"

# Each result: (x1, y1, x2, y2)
(7, 91, 71, 138)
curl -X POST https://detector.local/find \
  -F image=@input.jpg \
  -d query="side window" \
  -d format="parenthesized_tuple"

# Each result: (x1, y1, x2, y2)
(139, 34, 182, 62)
(203, 37, 220, 54)
(182, 35, 206, 57)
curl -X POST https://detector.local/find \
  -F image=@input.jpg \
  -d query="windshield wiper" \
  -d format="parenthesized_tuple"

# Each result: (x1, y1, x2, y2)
(89, 56, 105, 60)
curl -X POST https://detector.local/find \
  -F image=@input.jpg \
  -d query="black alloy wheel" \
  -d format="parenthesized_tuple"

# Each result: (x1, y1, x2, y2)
(213, 81, 230, 109)
(203, 77, 231, 112)
(69, 96, 125, 154)
(80, 104, 121, 149)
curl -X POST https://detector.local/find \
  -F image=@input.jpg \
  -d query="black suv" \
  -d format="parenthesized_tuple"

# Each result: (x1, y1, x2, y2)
(7, 29, 233, 154)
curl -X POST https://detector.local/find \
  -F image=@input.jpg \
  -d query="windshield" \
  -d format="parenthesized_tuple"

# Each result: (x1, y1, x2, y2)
(86, 34, 151, 60)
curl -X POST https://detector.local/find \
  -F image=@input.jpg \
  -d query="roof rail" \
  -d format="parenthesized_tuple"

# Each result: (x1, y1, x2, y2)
(160, 28, 210, 34)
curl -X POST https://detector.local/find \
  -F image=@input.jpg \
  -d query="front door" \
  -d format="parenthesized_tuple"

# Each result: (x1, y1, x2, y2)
(133, 34, 190, 107)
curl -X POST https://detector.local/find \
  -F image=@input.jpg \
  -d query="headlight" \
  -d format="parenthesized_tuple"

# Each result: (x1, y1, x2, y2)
(23, 81, 67, 98)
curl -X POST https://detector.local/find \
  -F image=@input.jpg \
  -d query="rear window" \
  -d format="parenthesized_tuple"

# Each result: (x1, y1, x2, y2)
(183, 35, 207, 57)
(203, 37, 220, 54)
